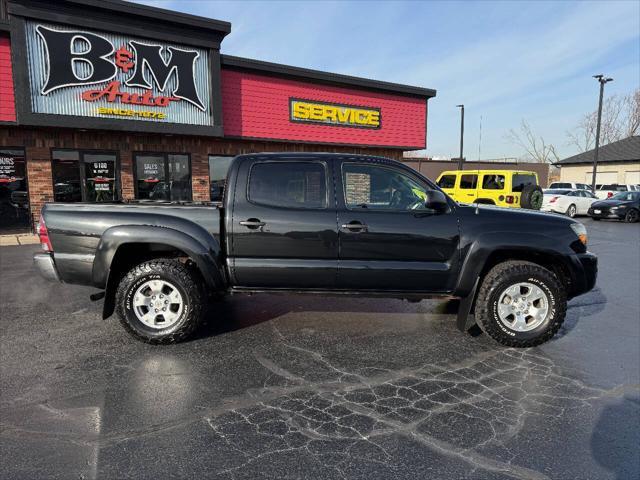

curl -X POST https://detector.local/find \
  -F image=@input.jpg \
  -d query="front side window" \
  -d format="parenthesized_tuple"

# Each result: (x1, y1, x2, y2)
(249, 162, 326, 209)
(342, 163, 430, 211)
(482, 174, 505, 190)
(209, 156, 234, 202)
(512, 174, 536, 192)
(459, 174, 477, 189)
(134, 153, 191, 201)
(437, 175, 456, 189)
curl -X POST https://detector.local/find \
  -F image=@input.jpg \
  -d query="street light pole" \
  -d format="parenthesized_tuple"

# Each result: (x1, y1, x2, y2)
(456, 104, 464, 170)
(591, 75, 613, 192)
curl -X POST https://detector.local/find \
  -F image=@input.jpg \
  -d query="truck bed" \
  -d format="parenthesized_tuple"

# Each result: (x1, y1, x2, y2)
(42, 201, 222, 285)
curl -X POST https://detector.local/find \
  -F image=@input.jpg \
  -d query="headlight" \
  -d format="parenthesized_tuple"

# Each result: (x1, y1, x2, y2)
(570, 223, 587, 246)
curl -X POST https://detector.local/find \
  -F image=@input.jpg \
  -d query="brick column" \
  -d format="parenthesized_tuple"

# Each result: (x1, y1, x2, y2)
(191, 152, 210, 201)
(119, 150, 134, 200)
(25, 146, 54, 227)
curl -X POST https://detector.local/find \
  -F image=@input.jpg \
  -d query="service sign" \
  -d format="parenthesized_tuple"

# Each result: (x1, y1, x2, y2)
(290, 99, 381, 129)
(25, 22, 212, 125)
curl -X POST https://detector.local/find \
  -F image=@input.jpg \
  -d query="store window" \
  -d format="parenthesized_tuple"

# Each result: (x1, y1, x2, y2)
(209, 155, 233, 202)
(249, 162, 326, 209)
(0, 148, 29, 232)
(134, 153, 192, 201)
(52, 150, 118, 202)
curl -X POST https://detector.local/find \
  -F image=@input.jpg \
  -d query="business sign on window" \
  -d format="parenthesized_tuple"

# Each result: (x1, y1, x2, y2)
(25, 22, 212, 125)
(290, 99, 381, 129)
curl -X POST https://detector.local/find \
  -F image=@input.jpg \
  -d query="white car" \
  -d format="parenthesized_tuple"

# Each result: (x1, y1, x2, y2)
(547, 182, 591, 190)
(595, 184, 638, 200)
(541, 189, 599, 217)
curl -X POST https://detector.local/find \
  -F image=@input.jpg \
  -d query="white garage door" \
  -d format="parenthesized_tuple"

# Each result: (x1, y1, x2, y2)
(625, 171, 640, 184)
(585, 171, 617, 184)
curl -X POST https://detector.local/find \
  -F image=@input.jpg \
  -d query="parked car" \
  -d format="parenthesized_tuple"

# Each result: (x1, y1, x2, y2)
(34, 154, 597, 348)
(595, 184, 638, 200)
(588, 191, 640, 223)
(541, 189, 599, 217)
(547, 182, 590, 190)
(436, 169, 543, 209)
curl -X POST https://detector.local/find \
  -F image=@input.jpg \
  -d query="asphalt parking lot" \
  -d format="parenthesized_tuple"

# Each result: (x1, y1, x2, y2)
(0, 217, 638, 480)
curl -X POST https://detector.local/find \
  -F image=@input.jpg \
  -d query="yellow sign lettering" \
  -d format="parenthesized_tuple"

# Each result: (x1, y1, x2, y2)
(290, 99, 380, 128)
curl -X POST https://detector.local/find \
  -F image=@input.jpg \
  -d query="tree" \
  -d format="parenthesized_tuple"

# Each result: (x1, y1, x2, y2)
(567, 88, 640, 152)
(505, 120, 560, 163)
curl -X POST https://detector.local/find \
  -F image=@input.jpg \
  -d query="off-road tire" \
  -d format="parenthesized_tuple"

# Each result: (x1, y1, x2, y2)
(115, 258, 204, 344)
(625, 209, 639, 223)
(475, 261, 567, 347)
(520, 185, 544, 210)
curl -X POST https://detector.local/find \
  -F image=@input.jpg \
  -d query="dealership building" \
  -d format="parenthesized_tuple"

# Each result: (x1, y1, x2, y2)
(0, 0, 436, 232)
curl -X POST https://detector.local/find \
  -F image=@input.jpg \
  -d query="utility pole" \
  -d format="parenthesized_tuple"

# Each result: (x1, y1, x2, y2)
(456, 104, 464, 169)
(591, 75, 613, 192)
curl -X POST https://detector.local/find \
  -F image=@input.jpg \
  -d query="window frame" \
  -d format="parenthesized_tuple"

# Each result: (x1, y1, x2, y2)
(340, 162, 434, 213)
(132, 151, 192, 201)
(246, 160, 330, 211)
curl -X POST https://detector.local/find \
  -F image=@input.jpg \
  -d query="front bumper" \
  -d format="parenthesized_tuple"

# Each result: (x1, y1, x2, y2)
(33, 253, 61, 283)
(567, 252, 597, 298)
(588, 208, 624, 219)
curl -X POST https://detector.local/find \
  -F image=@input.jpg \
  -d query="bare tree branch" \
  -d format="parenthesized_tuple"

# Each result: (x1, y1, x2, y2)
(505, 120, 560, 163)
(566, 88, 640, 152)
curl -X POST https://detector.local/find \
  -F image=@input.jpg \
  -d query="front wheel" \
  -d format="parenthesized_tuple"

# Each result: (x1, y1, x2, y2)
(475, 261, 567, 347)
(625, 209, 639, 223)
(115, 258, 204, 344)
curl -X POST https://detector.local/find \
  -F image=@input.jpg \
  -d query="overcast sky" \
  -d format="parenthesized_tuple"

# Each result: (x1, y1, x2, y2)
(136, 0, 639, 160)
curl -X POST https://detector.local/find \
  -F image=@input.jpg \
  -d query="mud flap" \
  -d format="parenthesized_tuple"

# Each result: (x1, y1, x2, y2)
(457, 277, 480, 332)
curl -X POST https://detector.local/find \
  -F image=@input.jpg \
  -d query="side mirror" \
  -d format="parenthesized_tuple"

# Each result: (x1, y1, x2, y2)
(424, 190, 449, 213)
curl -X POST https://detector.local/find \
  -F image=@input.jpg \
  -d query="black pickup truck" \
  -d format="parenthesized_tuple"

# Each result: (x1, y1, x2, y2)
(34, 153, 597, 347)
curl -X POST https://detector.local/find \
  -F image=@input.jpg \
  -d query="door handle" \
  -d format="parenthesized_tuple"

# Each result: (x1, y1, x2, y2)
(341, 221, 368, 232)
(240, 219, 266, 229)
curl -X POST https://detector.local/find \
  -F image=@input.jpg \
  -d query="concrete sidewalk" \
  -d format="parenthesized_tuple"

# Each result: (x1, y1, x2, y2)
(0, 233, 39, 246)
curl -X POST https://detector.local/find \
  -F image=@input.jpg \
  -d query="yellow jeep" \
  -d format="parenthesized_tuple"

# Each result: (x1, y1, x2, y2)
(435, 170, 543, 209)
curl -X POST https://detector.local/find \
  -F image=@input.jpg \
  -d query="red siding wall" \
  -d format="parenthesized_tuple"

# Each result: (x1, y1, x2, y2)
(221, 69, 427, 149)
(0, 35, 15, 123)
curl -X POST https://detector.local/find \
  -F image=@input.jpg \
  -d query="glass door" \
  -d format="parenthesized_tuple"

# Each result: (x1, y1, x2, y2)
(52, 150, 118, 202)
(83, 153, 117, 202)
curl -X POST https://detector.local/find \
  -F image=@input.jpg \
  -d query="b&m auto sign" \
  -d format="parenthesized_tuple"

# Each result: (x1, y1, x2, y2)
(25, 22, 212, 125)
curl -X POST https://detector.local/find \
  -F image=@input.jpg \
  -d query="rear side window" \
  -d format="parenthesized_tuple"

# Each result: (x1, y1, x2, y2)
(459, 174, 477, 189)
(248, 162, 326, 209)
(437, 175, 456, 189)
(512, 174, 537, 192)
(481, 174, 505, 190)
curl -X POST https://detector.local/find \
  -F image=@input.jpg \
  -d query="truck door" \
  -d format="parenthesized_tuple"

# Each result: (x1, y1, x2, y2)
(229, 157, 339, 288)
(336, 161, 460, 292)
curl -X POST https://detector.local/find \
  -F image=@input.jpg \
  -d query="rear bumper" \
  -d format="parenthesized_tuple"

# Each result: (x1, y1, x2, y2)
(567, 252, 597, 298)
(33, 253, 61, 283)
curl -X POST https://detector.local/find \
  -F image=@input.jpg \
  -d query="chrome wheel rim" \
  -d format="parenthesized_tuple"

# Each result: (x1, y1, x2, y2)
(133, 280, 184, 329)
(497, 282, 549, 332)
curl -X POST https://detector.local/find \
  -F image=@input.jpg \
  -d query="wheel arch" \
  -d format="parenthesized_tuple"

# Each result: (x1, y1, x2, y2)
(95, 225, 226, 319)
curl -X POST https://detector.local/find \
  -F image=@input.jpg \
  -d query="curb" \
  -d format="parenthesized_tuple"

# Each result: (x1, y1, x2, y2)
(0, 234, 39, 246)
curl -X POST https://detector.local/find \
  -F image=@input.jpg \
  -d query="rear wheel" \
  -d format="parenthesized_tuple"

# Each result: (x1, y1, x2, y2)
(475, 261, 566, 347)
(625, 209, 639, 223)
(115, 258, 204, 344)
(566, 204, 577, 218)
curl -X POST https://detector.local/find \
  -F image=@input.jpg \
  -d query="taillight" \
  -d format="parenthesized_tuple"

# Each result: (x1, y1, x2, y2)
(38, 215, 53, 252)
(505, 195, 514, 204)
(607, 192, 613, 198)
(550, 196, 558, 203)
